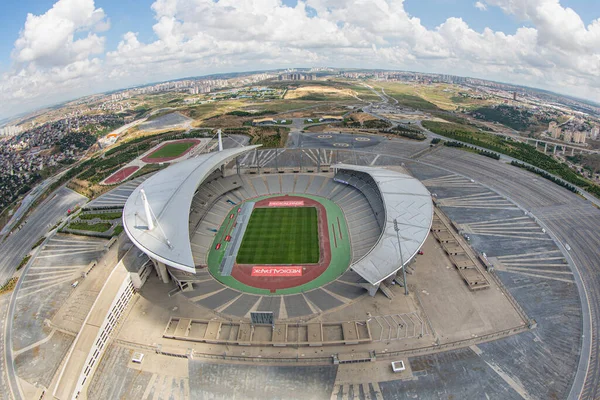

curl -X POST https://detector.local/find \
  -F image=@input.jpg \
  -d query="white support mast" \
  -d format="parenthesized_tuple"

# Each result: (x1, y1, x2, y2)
(218, 129, 223, 152)
(140, 189, 155, 231)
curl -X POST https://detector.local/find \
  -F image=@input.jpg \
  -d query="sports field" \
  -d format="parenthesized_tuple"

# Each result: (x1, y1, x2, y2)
(237, 207, 319, 264)
(207, 194, 351, 295)
(147, 142, 195, 159)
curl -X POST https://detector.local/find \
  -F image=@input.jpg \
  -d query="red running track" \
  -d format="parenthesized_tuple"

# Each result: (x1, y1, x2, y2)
(104, 166, 139, 185)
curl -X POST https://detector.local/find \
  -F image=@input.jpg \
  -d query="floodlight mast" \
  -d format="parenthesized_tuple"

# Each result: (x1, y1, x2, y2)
(394, 218, 409, 296)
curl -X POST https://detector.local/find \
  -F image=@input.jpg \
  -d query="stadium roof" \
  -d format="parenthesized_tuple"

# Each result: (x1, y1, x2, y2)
(334, 164, 433, 285)
(123, 145, 260, 273)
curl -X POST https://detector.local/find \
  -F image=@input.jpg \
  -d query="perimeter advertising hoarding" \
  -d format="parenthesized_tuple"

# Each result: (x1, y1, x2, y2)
(268, 200, 305, 207)
(251, 266, 303, 276)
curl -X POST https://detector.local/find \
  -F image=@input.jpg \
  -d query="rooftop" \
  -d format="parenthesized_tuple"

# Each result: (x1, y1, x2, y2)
(123, 145, 260, 272)
(334, 164, 433, 285)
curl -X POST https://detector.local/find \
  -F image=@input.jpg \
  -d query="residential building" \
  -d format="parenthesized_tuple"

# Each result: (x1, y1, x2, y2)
(573, 131, 586, 144)
(548, 121, 561, 139)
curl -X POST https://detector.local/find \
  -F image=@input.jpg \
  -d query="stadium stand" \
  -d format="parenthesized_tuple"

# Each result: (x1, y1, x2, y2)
(188, 172, 384, 266)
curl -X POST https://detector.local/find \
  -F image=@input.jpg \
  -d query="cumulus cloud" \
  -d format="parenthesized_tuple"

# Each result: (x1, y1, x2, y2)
(475, 1, 488, 11)
(1, 0, 108, 117)
(12, 0, 109, 67)
(2, 0, 600, 119)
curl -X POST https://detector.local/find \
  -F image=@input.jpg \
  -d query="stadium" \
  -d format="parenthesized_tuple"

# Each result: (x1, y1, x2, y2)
(122, 143, 434, 317)
(10, 133, 594, 400)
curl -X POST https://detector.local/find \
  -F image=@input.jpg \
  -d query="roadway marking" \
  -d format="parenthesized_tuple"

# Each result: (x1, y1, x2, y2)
(505, 267, 573, 275)
(470, 346, 534, 400)
(17, 276, 77, 298)
(13, 329, 56, 356)
(28, 265, 84, 271)
(141, 373, 158, 400)
(21, 271, 77, 282)
(371, 382, 383, 400)
(421, 174, 479, 187)
(460, 217, 550, 241)
(20, 273, 77, 288)
(436, 192, 518, 210)
(369, 154, 380, 166)
(36, 249, 103, 258)
(501, 263, 568, 268)
(503, 270, 575, 283)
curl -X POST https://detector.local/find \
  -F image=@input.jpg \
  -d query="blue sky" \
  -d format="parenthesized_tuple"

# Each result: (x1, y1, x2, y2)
(0, 0, 155, 71)
(0, 0, 599, 119)
(1, 0, 595, 65)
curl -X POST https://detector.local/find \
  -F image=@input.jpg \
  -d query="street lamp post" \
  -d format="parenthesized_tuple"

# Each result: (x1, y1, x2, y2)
(394, 218, 408, 296)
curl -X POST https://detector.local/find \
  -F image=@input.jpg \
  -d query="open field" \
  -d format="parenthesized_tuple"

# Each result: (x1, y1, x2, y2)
(237, 207, 319, 264)
(249, 126, 290, 148)
(343, 83, 384, 102)
(375, 81, 496, 111)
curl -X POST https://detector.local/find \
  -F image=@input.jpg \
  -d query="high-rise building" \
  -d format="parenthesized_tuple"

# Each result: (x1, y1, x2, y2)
(591, 126, 599, 140)
(563, 130, 573, 142)
(548, 121, 561, 139)
(0, 125, 23, 137)
(573, 131, 586, 144)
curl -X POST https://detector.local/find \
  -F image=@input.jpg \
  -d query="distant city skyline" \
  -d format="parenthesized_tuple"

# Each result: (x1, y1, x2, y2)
(1, 0, 599, 120)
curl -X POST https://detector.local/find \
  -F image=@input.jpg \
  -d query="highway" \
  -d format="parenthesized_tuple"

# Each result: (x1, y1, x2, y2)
(0, 187, 86, 284)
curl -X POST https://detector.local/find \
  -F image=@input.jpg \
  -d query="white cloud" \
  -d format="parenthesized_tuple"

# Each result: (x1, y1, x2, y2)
(12, 0, 108, 67)
(2, 0, 600, 119)
(475, 1, 488, 11)
(1, 0, 108, 117)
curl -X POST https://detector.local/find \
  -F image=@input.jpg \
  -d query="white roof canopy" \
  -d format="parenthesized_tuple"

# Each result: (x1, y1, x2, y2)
(123, 146, 260, 272)
(334, 164, 433, 285)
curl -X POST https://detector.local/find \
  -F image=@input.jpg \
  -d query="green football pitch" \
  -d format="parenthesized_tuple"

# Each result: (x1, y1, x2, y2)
(147, 142, 195, 159)
(236, 207, 319, 264)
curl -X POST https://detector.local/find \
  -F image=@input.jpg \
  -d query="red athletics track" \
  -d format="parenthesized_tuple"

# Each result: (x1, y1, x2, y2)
(104, 166, 139, 185)
(231, 195, 332, 290)
(141, 139, 201, 163)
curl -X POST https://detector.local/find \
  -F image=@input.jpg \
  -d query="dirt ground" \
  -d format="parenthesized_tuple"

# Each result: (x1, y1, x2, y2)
(284, 85, 357, 100)
(348, 112, 379, 123)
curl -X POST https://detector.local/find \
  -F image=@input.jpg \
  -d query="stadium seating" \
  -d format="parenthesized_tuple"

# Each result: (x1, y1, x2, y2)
(188, 173, 245, 264)
(332, 169, 386, 261)
(189, 171, 386, 265)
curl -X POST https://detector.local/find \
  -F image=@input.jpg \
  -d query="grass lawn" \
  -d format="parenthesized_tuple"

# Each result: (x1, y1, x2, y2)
(147, 142, 195, 159)
(67, 221, 112, 232)
(79, 212, 123, 220)
(237, 207, 319, 264)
